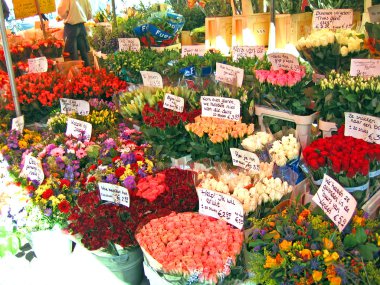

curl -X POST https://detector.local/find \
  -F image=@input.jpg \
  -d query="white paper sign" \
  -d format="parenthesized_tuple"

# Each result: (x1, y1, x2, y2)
(118, 38, 141, 52)
(201, 96, 241, 121)
(181, 45, 206, 57)
(11, 115, 24, 133)
(66, 118, 92, 142)
(313, 9, 353, 29)
(344, 112, 380, 144)
(0, 153, 10, 185)
(20, 155, 44, 185)
(163, 93, 184, 113)
(232, 46, 266, 61)
(350, 59, 380, 77)
(215, 63, 244, 87)
(140, 71, 163, 88)
(368, 5, 380, 23)
(99, 182, 130, 207)
(28, 57, 48, 73)
(312, 174, 357, 232)
(197, 188, 244, 229)
(60, 98, 90, 116)
(268, 53, 300, 72)
(230, 148, 260, 173)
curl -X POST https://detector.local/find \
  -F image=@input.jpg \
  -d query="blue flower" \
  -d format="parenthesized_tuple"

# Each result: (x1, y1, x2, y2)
(310, 258, 320, 270)
(290, 264, 303, 275)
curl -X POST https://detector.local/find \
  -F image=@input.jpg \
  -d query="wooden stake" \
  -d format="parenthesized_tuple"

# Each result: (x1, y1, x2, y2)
(34, 0, 47, 38)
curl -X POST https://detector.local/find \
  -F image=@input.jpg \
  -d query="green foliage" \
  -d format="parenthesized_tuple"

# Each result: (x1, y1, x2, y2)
(0, 225, 20, 258)
(190, 26, 205, 43)
(204, 0, 233, 17)
(169, 2, 205, 31)
(308, 0, 364, 12)
(274, 0, 303, 14)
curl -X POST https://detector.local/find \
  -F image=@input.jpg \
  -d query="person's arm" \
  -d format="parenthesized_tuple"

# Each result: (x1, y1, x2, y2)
(57, 0, 69, 19)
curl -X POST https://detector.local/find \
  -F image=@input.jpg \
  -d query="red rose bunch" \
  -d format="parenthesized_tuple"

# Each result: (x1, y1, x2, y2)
(32, 38, 64, 58)
(136, 172, 168, 202)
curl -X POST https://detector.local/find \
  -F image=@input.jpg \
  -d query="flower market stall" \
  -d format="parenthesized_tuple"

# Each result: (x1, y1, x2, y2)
(0, 0, 380, 285)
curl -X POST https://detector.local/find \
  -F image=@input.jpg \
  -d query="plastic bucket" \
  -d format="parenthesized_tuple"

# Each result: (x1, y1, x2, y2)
(93, 247, 144, 285)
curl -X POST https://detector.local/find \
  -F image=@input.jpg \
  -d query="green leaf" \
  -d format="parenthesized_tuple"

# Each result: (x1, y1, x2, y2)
(358, 244, 378, 261)
(343, 234, 357, 248)
(207, 149, 218, 156)
(355, 227, 367, 244)
(25, 251, 36, 262)
(20, 243, 32, 251)
(345, 94, 357, 103)
(15, 251, 25, 258)
(248, 240, 267, 248)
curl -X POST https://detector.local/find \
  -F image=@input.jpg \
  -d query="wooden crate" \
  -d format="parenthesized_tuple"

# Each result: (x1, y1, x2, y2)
(275, 12, 313, 48)
(205, 16, 232, 55)
(232, 13, 271, 46)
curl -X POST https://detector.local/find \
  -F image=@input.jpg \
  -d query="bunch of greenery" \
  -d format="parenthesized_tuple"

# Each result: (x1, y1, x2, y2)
(168, 0, 205, 31)
(204, 0, 233, 17)
(308, 0, 364, 12)
(274, 0, 303, 14)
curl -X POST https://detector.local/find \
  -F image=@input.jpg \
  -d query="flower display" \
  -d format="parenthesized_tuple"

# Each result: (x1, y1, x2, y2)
(241, 132, 274, 160)
(185, 116, 254, 162)
(31, 38, 64, 59)
(136, 212, 243, 284)
(269, 134, 300, 167)
(246, 207, 380, 285)
(314, 71, 380, 126)
(365, 22, 380, 58)
(297, 29, 368, 74)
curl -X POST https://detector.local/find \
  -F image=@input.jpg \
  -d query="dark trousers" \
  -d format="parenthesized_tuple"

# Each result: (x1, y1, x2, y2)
(64, 23, 91, 66)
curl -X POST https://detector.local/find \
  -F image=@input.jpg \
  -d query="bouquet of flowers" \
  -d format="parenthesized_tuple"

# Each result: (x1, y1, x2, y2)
(313, 71, 380, 126)
(31, 37, 64, 59)
(246, 207, 380, 285)
(269, 134, 300, 167)
(297, 29, 368, 74)
(241, 132, 274, 161)
(136, 212, 244, 284)
(185, 116, 254, 162)
(365, 22, 380, 58)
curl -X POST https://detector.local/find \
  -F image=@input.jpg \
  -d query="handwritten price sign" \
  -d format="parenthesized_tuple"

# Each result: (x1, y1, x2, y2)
(230, 148, 260, 173)
(201, 96, 241, 121)
(140, 71, 163, 88)
(99, 182, 130, 207)
(350, 59, 380, 77)
(66, 118, 92, 142)
(12, 115, 24, 133)
(312, 174, 356, 232)
(313, 9, 353, 29)
(268, 53, 300, 72)
(232, 46, 265, 61)
(368, 5, 380, 23)
(60, 98, 90, 116)
(28, 57, 48, 73)
(118, 38, 140, 52)
(20, 155, 44, 185)
(345, 112, 380, 144)
(215, 63, 244, 87)
(163, 93, 184, 113)
(181, 45, 206, 57)
(197, 188, 244, 229)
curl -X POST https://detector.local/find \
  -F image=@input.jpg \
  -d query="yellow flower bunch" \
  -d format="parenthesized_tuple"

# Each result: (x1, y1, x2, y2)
(185, 116, 254, 144)
(85, 109, 117, 126)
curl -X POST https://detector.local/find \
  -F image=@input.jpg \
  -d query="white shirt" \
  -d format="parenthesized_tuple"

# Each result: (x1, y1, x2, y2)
(58, 0, 92, 25)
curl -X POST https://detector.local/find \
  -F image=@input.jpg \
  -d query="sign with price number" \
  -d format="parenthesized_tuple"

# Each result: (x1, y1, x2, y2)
(201, 96, 241, 121)
(350, 59, 380, 77)
(140, 71, 163, 88)
(60, 98, 90, 116)
(99, 183, 130, 207)
(163, 93, 184, 113)
(181, 45, 206, 57)
(215, 63, 244, 87)
(313, 9, 353, 29)
(12, 115, 24, 133)
(28, 57, 48, 73)
(232, 46, 265, 61)
(13, 0, 56, 20)
(230, 148, 260, 173)
(368, 5, 380, 23)
(312, 174, 356, 232)
(118, 38, 141, 52)
(268, 53, 300, 72)
(66, 118, 92, 142)
(197, 188, 244, 229)
(20, 155, 44, 185)
(344, 112, 380, 144)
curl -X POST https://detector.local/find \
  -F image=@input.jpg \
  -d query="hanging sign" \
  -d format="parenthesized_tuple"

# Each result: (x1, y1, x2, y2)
(312, 9, 353, 29)
(11, 115, 24, 133)
(118, 38, 141, 52)
(98, 182, 130, 207)
(66, 118, 92, 142)
(12, 0, 56, 20)
(268, 53, 300, 72)
(232, 46, 266, 61)
(181, 45, 206, 57)
(350, 59, 380, 77)
(140, 71, 163, 88)
(163, 93, 184, 113)
(215, 63, 244, 87)
(28, 57, 48, 73)
(20, 155, 44, 185)
(197, 188, 244, 229)
(201, 96, 241, 121)
(60, 98, 90, 116)
(230, 148, 260, 173)
(344, 112, 380, 144)
(368, 5, 380, 23)
(312, 174, 357, 232)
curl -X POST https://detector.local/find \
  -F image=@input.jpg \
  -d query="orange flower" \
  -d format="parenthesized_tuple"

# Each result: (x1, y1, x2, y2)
(279, 240, 292, 252)
(299, 249, 312, 260)
(269, 230, 280, 240)
(264, 253, 283, 268)
(313, 250, 322, 257)
(353, 215, 365, 227)
(323, 238, 334, 250)
(326, 265, 336, 279)
(329, 276, 342, 285)
(312, 270, 323, 282)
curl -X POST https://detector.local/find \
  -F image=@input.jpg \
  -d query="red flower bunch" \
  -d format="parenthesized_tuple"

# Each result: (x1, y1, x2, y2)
(31, 38, 64, 58)
(136, 172, 168, 202)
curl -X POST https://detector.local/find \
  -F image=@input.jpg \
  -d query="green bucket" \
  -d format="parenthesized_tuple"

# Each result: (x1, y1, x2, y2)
(93, 246, 144, 285)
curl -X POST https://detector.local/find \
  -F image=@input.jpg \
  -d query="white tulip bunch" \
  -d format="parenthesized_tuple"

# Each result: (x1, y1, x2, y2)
(269, 134, 300, 167)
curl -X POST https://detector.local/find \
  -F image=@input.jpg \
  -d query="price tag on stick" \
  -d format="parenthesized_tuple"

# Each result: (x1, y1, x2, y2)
(312, 9, 353, 29)
(350, 59, 380, 77)
(20, 155, 44, 185)
(66, 118, 92, 142)
(140, 71, 163, 88)
(268, 53, 300, 72)
(344, 112, 380, 144)
(181, 45, 206, 57)
(60, 98, 90, 115)
(118, 38, 141, 52)
(215, 63, 244, 87)
(368, 5, 380, 23)
(312, 174, 356, 232)
(163, 93, 184, 113)
(201, 96, 241, 121)
(12, 115, 24, 133)
(197, 188, 244, 229)
(232, 46, 265, 61)
(28, 57, 48, 73)
(98, 182, 130, 207)
(230, 148, 260, 173)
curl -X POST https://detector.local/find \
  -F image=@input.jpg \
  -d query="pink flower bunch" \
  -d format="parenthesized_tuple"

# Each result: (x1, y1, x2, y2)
(136, 212, 243, 284)
(255, 66, 306, 87)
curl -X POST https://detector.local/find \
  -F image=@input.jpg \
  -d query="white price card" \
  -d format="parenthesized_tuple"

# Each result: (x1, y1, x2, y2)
(197, 188, 244, 229)
(66, 118, 92, 142)
(268, 53, 300, 72)
(215, 63, 244, 87)
(313, 9, 353, 29)
(181, 45, 206, 57)
(118, 38, 141, 52)
(368, 5, 380, 23)
(0, 153, 10, 185)
(11, 115, 24, 133)
(350, 59, 380, 77)
(232, 46, 265, 61)
(163, 93, 184, 113)
(99, 182, 130, 207)
(60, 98, 90, 116)
(230, 148, 260, 173)
(345, 112, 380, 144)
(312, 174, 357, 232)
(201, 96, 241, 121)
(28, 57, 48, 73)
(20, 155, 44, 185)
(140, 71, 163, 88)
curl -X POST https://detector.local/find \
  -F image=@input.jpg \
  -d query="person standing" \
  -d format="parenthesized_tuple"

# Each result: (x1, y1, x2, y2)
(58, 0, 92, 66)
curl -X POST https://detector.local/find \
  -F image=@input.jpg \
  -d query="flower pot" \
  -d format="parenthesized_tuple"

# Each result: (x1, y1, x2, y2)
(92, 246, 144, 285)
(181, 31, 192, 46)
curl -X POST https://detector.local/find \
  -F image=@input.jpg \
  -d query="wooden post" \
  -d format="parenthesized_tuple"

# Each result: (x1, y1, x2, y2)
(111, 0, 117, 29)
(34, 0, 47, 38)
